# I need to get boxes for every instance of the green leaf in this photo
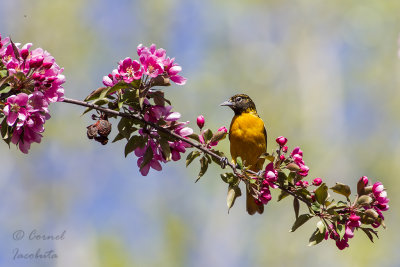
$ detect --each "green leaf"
[10,39,21,59]
[112,133,125,143]
[277,171,287,187]
[117,117,134,139]
[277,190,289,201]
[196,156,209,182]
[236,157,243,170]
[159,138,172,161]
[1,118,9,139]
[290,214,312,232]
[316,220,325,234]
[0,85,12,94]
[315,183,328,205]
[330,183,351,200]
[308,228,325,246]
[203,129,213,143]
[140,145,154,170]
[85,87,108,101]
[187,133,200,142]
[220,173,239,185]
[287,172,296,184]
[293,198,300,219]
[152,90,166,106]
[336,223,345,240]
[259,152,275,162]
[186,151,201,167]
[124,136,145,157]
[0,69,7,78]
[360,227,378,243]
[93,98,109,106]
[311,202,321,213]
[227,185,242,213]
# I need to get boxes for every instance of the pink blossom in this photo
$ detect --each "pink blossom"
[372,182,384,195]
[276,136,288,146]
[282,146,288,153]
[163,57,187,85]
[118,57,143,83]
[264,162,278,186]
[140,55,163,78]
[347,214,361,228]
[3,93,29,126]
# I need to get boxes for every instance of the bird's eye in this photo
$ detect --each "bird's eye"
[236,97,242,102]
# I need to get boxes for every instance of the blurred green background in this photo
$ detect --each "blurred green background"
[1,0,399,266]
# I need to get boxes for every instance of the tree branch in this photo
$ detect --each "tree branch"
[62,97,312,207]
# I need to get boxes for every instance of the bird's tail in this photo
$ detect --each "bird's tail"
[246,185,264,215]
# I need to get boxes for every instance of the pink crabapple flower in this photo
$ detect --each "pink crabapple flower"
[117,57,143,83]
[282,145,288,153]
[3,93,29,127]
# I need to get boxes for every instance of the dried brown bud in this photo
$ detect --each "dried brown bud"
[97,119,112,137]
[87,124,98,139]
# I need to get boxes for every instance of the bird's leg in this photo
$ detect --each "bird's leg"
[256,170,264,178]
[219,157,228,169]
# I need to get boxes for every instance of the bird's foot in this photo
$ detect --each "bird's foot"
[256,170,264,178]
[220,157,228,169]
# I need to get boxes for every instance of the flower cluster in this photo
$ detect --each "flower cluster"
[323,177,389,250]
[95,44,190,176]
[0,34,65,153]
[256,162,278,205]
[134,101,193,176]
[103,44,186,87]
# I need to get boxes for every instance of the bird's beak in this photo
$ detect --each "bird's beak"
[220,100,233,107]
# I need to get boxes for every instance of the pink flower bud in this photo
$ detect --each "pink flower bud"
[32,72,41,80]
[293,154,303,163]
[42,61,53,69]
[276,136,288,146]
[359,176,368,186]
[312,177,322,186]
[196,115,205,129]
[279,154,285,161]
[218,126,228,133]
[20,48,29,59]
[29,56,44,68]
[282,146,288,153]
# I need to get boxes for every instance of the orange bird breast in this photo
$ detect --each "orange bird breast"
[229,112,267,171]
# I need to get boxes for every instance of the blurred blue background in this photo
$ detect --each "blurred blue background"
[0,0,399,266]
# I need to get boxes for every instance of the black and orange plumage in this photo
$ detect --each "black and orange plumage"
[221,94,267,215]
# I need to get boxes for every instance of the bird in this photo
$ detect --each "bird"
[221,94,267,215]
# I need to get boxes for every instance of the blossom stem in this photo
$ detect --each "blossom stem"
[62,97,312,207]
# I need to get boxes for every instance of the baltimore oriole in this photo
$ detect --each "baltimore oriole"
[221,94,267,215]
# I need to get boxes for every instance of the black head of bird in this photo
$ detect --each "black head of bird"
[220,94,257,115]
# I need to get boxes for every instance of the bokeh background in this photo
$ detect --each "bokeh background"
[0,0,399,266]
